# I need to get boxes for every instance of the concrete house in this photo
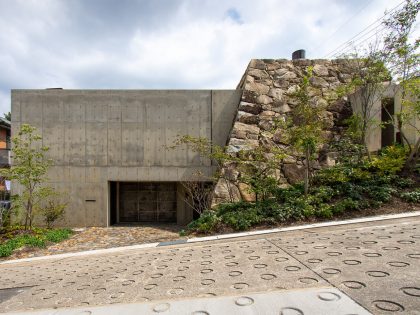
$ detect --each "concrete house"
[11,56,419,227]
[11,90,241,226]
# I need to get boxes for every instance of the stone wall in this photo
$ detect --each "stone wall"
[213,58,355,204]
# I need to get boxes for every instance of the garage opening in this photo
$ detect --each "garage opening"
[110,182,177,224]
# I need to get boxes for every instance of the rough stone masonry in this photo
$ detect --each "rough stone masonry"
[213,58,356,204]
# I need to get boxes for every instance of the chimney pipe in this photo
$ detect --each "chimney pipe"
[292,49,306,60]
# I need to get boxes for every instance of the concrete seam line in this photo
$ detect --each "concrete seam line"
[186,211,420,243]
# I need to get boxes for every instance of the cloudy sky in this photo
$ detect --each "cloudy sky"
[0,0,405,115]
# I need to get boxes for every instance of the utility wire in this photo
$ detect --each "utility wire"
[313,0,373,55]
[332,24,388,57]
[323,0,405,58]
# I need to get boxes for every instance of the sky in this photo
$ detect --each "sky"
[0,0,407,115]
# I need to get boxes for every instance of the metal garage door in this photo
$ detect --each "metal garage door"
[119,182,177,223]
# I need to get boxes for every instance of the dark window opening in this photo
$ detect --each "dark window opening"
[110,181,177,224]
[381,98,395,148]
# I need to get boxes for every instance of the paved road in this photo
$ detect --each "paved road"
[0,215,419,314]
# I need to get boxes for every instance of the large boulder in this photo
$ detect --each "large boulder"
[282,164,305,184]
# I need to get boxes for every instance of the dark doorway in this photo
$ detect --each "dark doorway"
[381,98,395,148]
[113,182,177,223]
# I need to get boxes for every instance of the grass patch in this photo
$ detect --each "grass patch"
[0,227,73,257]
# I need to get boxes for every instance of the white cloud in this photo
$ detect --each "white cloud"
[0,0,408,115]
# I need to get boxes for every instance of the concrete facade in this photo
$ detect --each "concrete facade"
[349,83,420,152]
[11,90,242,226]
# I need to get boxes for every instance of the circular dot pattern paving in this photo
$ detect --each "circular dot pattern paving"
[0,216,419,314]
[268,218,420,314]
[0,238,325,312]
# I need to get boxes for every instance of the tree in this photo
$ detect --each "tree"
[3,112,11,121]
[338,50,390,161]
[0,124,52,229]
[381,0,419,170]
[282,67,327,195]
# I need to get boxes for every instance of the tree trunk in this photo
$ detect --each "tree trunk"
[404,137,420,172]
[304,147,310,196]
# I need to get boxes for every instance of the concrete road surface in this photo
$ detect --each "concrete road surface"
[0,214,419,314]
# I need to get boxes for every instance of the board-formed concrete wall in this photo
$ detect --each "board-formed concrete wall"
[11,90,242,226]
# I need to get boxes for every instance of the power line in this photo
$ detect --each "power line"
[332,24,388,57]
[313,0,373,55]
[323,0,406,58]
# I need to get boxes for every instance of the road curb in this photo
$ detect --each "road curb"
[1,210,419,265]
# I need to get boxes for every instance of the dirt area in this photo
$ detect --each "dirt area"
[2,199,419,261]
[2,224,185,261]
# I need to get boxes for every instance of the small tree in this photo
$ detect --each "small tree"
[338,51,391,160]
[170,135,239,202]
[283,67,327,195]
[381,0,419,170]
[0,124,51,229]
[180,173,214,217]
[38,199,67,229]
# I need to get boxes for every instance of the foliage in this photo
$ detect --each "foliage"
[185,161,418,234]
[237,147,285,201]
[0,124,52,229]
[186,210,220,233]
[381,0,420,169]
[38,199,67,229]
[0,227,73,257]
[369,145,408,175]
[400,189,420,203]
[281,66,327,194]
[3,112,10,121]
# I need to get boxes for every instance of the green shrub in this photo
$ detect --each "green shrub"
[0,228,73,257]
[221,207,261,231]
[187,210,219,233]
[365,186,395,203]
[400,189,420,203]
[39,200,67,229]
[44,228,72,243]
[370,145,408,175]
[314,166,350,185]
[283,197,313,219]
[332,198,360,214]
[316,204,333,219]
[392,176,415,188]
[273,185,304,203]
[0,243,14,257]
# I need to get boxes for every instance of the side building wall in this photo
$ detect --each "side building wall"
[11,90,242,227]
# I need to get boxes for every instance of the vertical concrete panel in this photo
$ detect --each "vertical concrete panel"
[20,93,43,123]
[84,183,107,226]
[43,94,65,123]
[211,90,242,147]
[63,94,86,122]
[176,183,193,225]
[85,167,105,183]
[122,96,140,122]
[121,123,140,166]
[107,122,121,166]
[43,122,65,164]
[64,122,86,165]
[86,122,107,166]
[85,94,108,122]
[108,101,121,122]
[11,91,21,122]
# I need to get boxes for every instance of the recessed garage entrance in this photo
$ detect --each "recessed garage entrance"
[110,182,177,224]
